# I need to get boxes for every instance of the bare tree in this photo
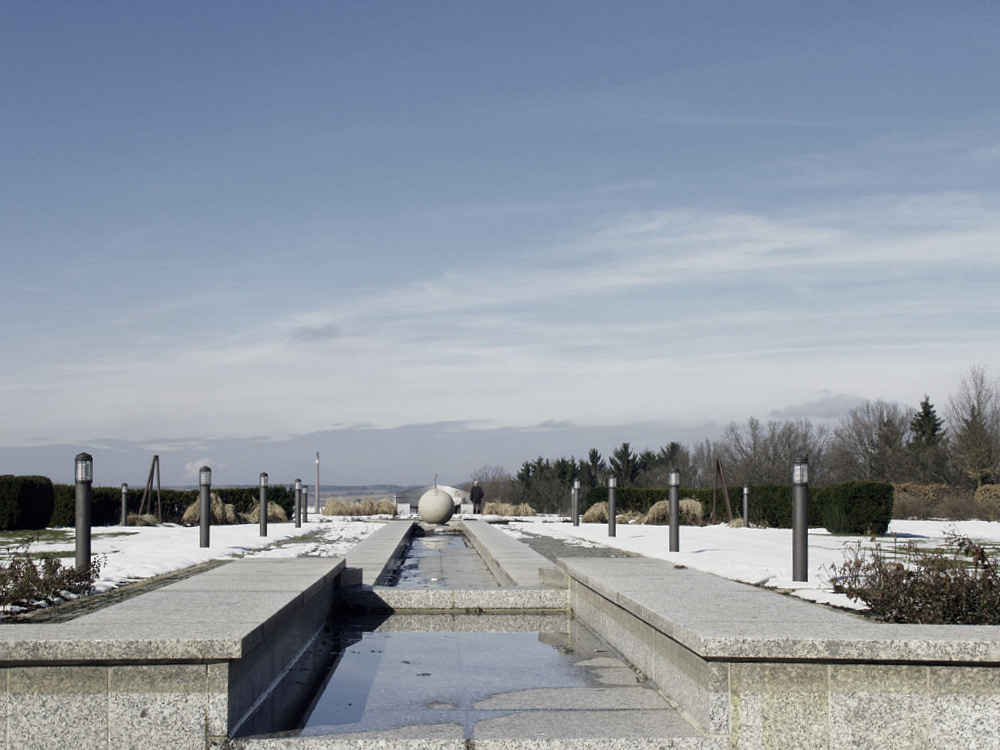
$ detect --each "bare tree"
[717,417,830,485]
[469,464,515,504]
[827,400,912,482]
[947,366,1000,487]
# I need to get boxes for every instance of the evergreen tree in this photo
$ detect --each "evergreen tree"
[908,396,949,483]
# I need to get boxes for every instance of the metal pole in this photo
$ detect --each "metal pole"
[75,453,93,571]
[668,469,680,553]
[792,457,809,582]
[199,466,212,548]
[302,485,308,523]
[294,478,302,528]
[608,476,617,537]
[315,452,320,515]
[120,482,128,526]
[259,472,268,537]
[743,485,749,528]
[571,478,580,527]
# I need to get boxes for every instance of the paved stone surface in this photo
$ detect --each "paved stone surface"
[495,526,642,563]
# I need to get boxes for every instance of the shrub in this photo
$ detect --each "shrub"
[829,534,1000,624]
[973,485,1000,522]
[822,482,894,535]
[0,540,102,610]
[893,483,977,520]
[0,476,56,531]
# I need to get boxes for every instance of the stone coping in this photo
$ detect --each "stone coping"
[343,519,416,586]
[559,557,1000,664]
[0,556,345,664]
[460,518,564,588]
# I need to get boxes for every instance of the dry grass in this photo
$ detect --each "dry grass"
[181,495,238,526]
[581,502,607,523]
[126,513,160,527]
[642,498,705,526]
[974,485,1000,522]
[482,502,536,517]
[893,483,977,520]
[323,498,397,517]
[243,503,289,523]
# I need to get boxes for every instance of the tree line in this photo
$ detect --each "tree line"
[470,365,1000,514]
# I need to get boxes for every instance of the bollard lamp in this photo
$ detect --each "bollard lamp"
[200,466,212,487]
[260,472,268,488]
[75,453,93,484]
[793,456,809,485]
[668,469,680,488]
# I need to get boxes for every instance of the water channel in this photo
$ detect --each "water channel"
[240,527,682,742]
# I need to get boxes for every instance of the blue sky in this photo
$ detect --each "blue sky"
[2,2,998,487]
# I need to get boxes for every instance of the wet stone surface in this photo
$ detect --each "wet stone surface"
[498,525,643,563]
[294,613,700,741]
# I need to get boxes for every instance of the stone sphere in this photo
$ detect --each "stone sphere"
[418,488,455,525]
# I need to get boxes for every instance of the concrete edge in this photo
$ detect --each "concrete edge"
[558,556,1000,665]
[344,519,417,586]
[460,518,566,588]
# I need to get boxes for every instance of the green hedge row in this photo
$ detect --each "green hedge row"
[50,484,298,527]
[0,475,56,531]
[583,482,894,535]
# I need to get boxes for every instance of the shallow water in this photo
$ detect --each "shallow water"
[298,612,661,739]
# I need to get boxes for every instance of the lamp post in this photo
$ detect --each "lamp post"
[75,453,93,571]
[259,472,268,537]
[315,452,320,515]
[294,478,302,528]
[571,478,580,527]
[792,456,809,582]
[608,476,617,538]
[668,468,680,552]
[302,485,308,523]
[120,482,128,527]
[743,485,750,528]
[199,466,212,548]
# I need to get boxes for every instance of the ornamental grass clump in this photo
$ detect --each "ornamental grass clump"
[828,533,1000,624]
[642,498,705,526]
[323,498,397,516]
[481,502,536,517]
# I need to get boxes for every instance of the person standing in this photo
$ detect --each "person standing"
[470,480,484,514]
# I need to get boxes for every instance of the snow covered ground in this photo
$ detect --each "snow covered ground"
[13,514,1000,614]
[24,518,387,594]
[500,517,1000,610]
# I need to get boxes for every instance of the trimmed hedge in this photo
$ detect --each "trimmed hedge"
[583,481,894,533]
[0,475,56,530]
[50,484,297,527]
[822,482,894,535]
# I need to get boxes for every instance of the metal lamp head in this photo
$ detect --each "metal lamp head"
[668,469,680,487]
[260,472,268,488]
[608,476,617,488]
[294,478,302,492]
[573,478,580,490]
[121,482,128,493]
[199,466,212,487]
[75,453,93,484]
[793,456,809,485]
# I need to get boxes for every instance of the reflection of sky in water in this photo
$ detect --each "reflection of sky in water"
[302,624,617,737]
